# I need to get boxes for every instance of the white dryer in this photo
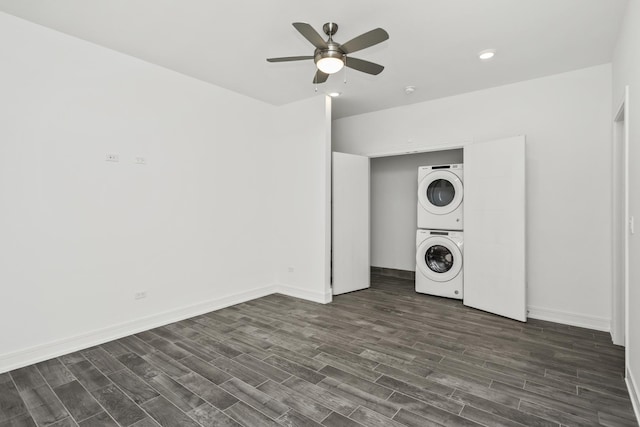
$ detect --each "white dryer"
[415,229,463,299]
[417,164,463,230]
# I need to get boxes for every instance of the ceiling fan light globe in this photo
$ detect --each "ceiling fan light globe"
[317,57,344,74]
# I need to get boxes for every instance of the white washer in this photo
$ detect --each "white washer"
[415,229,463,299]
[417,164,463,230]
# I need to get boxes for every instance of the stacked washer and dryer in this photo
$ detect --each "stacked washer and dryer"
[416,164,464,299]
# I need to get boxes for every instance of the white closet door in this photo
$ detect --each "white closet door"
[464,136,526,321]
[332,152,370,295]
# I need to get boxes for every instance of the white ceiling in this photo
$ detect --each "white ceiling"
[0,0,629,119]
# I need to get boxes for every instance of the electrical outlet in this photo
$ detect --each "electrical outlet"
[134,291,147,300]
[135,157,146,165]
[106,154,119,162]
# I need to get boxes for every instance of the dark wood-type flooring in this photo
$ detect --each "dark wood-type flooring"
[1,274,637,427]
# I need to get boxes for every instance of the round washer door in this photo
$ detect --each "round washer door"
[416,236,462,282]
[418,170,463,215]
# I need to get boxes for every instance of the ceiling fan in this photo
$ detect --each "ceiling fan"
[267,22,389,84]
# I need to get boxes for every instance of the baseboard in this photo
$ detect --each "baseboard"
[371,266,415,281]
[527,305,610,332]
[277,285,332,304]
[627,367,640,424]
[0,284,278,374]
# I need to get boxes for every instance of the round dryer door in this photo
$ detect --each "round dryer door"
[416,236,462,282]
[418,170,463,215]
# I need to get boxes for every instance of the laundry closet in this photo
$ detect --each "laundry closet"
[332,137,526,321]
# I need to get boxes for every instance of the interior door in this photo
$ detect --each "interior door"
[464,136,526,321]
[332,152,370,295]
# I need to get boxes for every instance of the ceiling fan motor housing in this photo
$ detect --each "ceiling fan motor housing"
[314,44,345,66]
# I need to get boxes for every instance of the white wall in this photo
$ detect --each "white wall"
[0,12,329,372]
[272,96,332,303]
[370,150,463,271]
[612,0,640,418]
[334,64,613,331]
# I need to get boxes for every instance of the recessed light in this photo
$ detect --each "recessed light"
[328,92,341,97]
[478,49,496,61]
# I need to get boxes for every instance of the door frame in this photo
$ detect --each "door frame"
[611,86,630,348]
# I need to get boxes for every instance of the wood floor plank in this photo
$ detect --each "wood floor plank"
[209,357,267,387]
[491,380,598,421]
[598,411,640,427]
[35,359,76,388]
[0,380,28,422]
[81,348,126,375]
[77,411,118,427]
[219,378,288,419]
[177,373,238,410]
[52,381,102,423]
[179,356,232,385]
[390,395,482,427]
[281,377,358,417]
[187,403,241,427]
[266,346,326,371]
[147,373,204,412]
[149,326,184,343]
[91,384,147,426]
[10,367,45,393]
[48,417,78,427]
[278,409,324,427]
[257,380,332,422]
[316,377,400,418]
[460,405,529,427]
[118,337,156,356]
[376,375,459,413]
[517,399,598,426]
[232,354,291,383]
[0,413,37,427]
[360,349,432,377]
[101,341,130,358]
[19,384,69,425]
[191,336,242,360]
[374,364,456,396]
[349,406,405,427]
[116,353,163,381]
[450,390,558,427]
[141,396,200,427]
[174,340,221,362]
[313,353,381,383]
[319,365,391,400]
[130,417,160,427]
[143,337,192,360]
[107,370,159,405]
[66,361,111,392]
[220,337,271,361]
[142,351,191,379]
[224,401,281,427]
[320,412,365,427]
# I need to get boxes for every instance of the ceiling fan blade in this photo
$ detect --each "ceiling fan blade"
[345,57,385,75]
[341,28,389,54]
[267,56,314,62]
[293,22,328,49]
[313,70,329,84]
